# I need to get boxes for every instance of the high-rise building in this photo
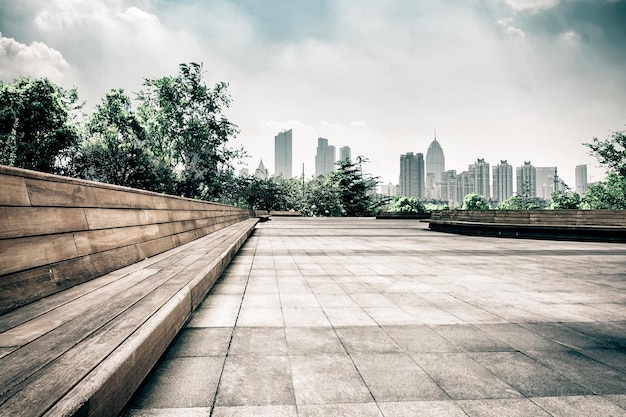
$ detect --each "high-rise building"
[274,129,292,178]
[516,161,537,198]
[339,146,351,161]
[535,167,557,200]
[468,158,490,199]
[575,164,588,195]
[239,167,249,177]
[254,159,269,180]
[399,152,424,199]
[315,138,336,177]
[492,160,513,203]
[426,137,445,184]
[441,169,458,205]
[380,183,397,197]
[456,171,472,203]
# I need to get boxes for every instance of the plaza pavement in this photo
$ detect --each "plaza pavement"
[123,217,626,417]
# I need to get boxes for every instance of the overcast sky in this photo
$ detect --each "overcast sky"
[1,0,625,188]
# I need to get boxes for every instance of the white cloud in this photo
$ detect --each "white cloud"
[350,121,370,129]
[500,0,561,12]
[497,18,526,37]
[0,33,70,81]
[559,30,582,42]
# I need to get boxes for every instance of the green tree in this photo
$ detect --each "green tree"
[302,176,343,217]
[242,176,302,211]
[137,62,240,199]
[584,130,626,177]
[496,195,525,210]
[0,77,81,174]
[462,193,490,210]
[387,196,429,214]
[581,173,626,209]
[330,157,379,217]
[74,89,173,191]
[550,191,581,209]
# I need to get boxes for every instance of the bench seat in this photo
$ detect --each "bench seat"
[0,218,257,417]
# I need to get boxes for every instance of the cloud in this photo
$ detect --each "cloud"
[497,17,526,37]
[350,121,370,129]
[500,0,561,12]
[0,32,70,81]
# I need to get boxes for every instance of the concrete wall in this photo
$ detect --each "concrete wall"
[0,165,252,313]
[430,210,626,226]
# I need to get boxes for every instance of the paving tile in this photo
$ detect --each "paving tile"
[363,307,420,325]
[604,394,626,409]
[457,398,553,417]
[290,354,373,405]
[187,307,239,328]
[402,306,466,325]
[166,328,233,357]
[282,307,331,327]
[323,307,378,326]
[476,323,567,352]
[215,356,295,406]
[578,348,626,374]
[130,357,223,408]
[383,325,460,353]
[413,353,521,400]
[378,400,468,417]
[241,294,282,309]
[531,395,626,417]
[198,294,243,310]
[236,307,284,327]
[229,327,288,356]
[297,402,383,417]
[211,405,297,417]
[520,322,617,350]
[351,353,448,401]
[124,408,212,417]
[285,327,346,355]
[279,294,320,308]
[469,352,590,397]
[431,324,515,352]
[335,326,402,354]
[560,321,626,349]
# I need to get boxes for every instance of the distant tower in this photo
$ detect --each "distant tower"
[456,171,472,202]
[535,166,556,199]
[441,169,458,205]
[274,129,292,178]
[399,152,424,199]
[315,138,336,177]
[516,161,537,198]
[493,160,513,203]
[575,164,588,195]
[339,146,351,161]
[468,158,490,199]
[254,159,269,180]
[426,132,445,183]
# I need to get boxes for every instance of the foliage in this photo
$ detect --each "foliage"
[242,176,302,211]
[137,62,240,198]
[387,196,429,214]
[302,176,343,217]
[584,130,626,177]
[0,77,81,174]
[73,89,173,191]
[462,193,490,210]
[550,191,581,209]
[496,196,524,210]
[330,158,379,217]
[581,172,626,209]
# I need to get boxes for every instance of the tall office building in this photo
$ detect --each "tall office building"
[315,138,336,177]
[339,146,351,161]
[441,170,458,205]
[274,129,292,178]
[516,161,537,198]
[575,164,588,195]
[468,158,490,199]
[492,160,513,203]
[535,166,557,199]
[399,152,424,199]
[426,137,445,184]
[456,171,472,203]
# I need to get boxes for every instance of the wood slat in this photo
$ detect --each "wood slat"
[0,207,88,239]
[0,234,79,276]
[0,175,31,206]
[84,208,150,230]
[73,224,161,256]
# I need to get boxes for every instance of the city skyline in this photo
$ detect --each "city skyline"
[1,1,624,187]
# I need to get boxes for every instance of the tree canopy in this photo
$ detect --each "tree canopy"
[462,193,490,210]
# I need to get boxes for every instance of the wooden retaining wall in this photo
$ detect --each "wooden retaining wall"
[430,210,626,226]
[0,165,252,314]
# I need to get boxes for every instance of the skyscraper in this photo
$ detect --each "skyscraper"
[255,159,269,180]
[274,129,292,178]
[535,167,557,199]
[315,138,336,177]
[426,137,445,183]
[399,152,424,199]
[456,171,472,203]
[441,169,458,205]
[493,160,513,203]
[517,161,537,198]
[575,164,588,195]
[339,146,351,161]
[468,158,490,199]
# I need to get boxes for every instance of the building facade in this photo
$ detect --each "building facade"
[254,159,269,180]
[441,169,458,206]
[339,146,351,161]
[492,160,513,203]
[399,152,424,199]
[274,129,292,178]
[575,164,588,195]
[315,138,336,177]
[516,161,537,198]
[426,138,445,184]
[468,158,490,199]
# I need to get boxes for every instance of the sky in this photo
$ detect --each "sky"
[1,0,625,189]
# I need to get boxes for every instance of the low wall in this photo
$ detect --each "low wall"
[0,165,252,313]
[430,210,626,226]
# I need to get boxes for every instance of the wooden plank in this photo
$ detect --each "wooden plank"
[73,224,161,256]
[0,207,88,239]
[0,175,31,206]
[0,234,78,276]
[84,208,150,230]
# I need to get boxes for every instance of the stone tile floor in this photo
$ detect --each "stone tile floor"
[123,218,626,416]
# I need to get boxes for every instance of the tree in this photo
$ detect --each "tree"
[387,196,429,214]
[550,191,581,209]
[581,173,626,209]
[330,157,379,216]
[462,193,490,210]
[0,77,81,174]
[137,62,240,199]
[496,195,525,210]
[302,176,343,217]
[584,130,626,177]
[242,176,302,212]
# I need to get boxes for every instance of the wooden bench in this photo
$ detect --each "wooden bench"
[429,210,626,242]
[0,166,258,416]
